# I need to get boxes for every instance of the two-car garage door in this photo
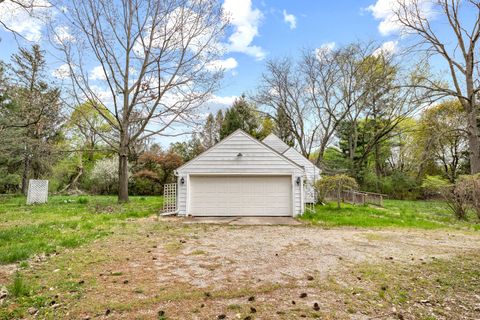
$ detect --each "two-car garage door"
[189,175,292,216]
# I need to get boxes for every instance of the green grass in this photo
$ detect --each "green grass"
[0,195,162,264]
[9,272,31,298]
[300,199,480,230]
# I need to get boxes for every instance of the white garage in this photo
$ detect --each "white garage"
[190,175,292,216]
[175,129,311,217]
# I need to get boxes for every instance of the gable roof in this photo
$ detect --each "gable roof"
[262,133,291,154]
[283,147,321,172]
[263,133,320,171]
[175,129,304,172]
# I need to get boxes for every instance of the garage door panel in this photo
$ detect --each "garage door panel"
[190,175,292,216]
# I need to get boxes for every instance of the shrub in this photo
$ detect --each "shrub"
[362,171,419,200]
[88,157,130,194]
[77,197,89,204]
[315,174,358,208]
[456,174,480,220]
[0,172,21,194]
[421,175,451,197]
[422,175,469,220]
[129,176,161,196]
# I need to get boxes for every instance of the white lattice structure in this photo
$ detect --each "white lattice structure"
[305,188,317,213]
[161,183,177,215]
[26,179,49,204]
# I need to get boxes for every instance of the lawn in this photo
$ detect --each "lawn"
[1,196,478,267]
[0,195,162,264]
[0,196,479,319]
[300,199,480,230]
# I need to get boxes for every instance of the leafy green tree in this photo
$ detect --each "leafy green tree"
[68,101,113,161]
[220,96,259,139]
[258,116,275,140]
[2,45,63,194]
[169,134,205,162]
[315,174,358,208]
[417,100,468,182]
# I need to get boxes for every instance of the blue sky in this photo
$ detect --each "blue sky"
[212,0,398,103]
[0,0,400,100]
[0,0,435,145]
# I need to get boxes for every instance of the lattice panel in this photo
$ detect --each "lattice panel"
[27,179,49,205]
[305,185,317,204]
[162,183,177,214]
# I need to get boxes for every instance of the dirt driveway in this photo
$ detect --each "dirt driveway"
[155,225,479,290]
[7,219,480,319]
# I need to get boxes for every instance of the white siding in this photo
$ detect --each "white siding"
[262,134,290,154]
[283,148,321,203]
[283,148,320,182]
[176,130,304,216]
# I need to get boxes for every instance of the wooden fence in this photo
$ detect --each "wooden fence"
[326,190,385,207]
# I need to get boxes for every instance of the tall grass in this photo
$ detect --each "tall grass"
[9,272,30,298]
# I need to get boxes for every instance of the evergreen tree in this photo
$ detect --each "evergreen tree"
[214,109,224,140]
[274,106,294,146]
[6,45,64,194]
[220,95,259,139]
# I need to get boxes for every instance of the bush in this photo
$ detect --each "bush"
[129,176,161,196]
[422,175,470,220]
[421,175,451,198]
[88,157,129,194]
[456,174,480,220]
[362,171,419,200]
[0,172,21,194]
[77,197,89,204]
[315,174,358,208]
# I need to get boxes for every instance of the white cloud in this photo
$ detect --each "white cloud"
[201,95,237,113]
[205,57,238,71]
[282,9,297,29]
[367,0,434,36]
[315,42,336,58]
[90,66,107,81]
[90,85,113,106]
[0,0,52,41]
[53,25,74,44]
[222,0,266,60]
[373,40,398,56]
[52,63,70,79]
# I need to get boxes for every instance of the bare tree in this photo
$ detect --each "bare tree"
[256,43,404,166]
[256,58,319,158]
[302,43,386,165]
[393,0,480,173]
[53,0,227,202]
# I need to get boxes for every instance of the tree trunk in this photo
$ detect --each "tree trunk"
[372,99,382,183]
[374,140,382,195]
[118,141,129,202]
[59,164,84,193]
[467,108,480,174]
[21,153,30,195]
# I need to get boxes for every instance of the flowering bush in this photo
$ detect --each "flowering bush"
[89,157,130,194]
